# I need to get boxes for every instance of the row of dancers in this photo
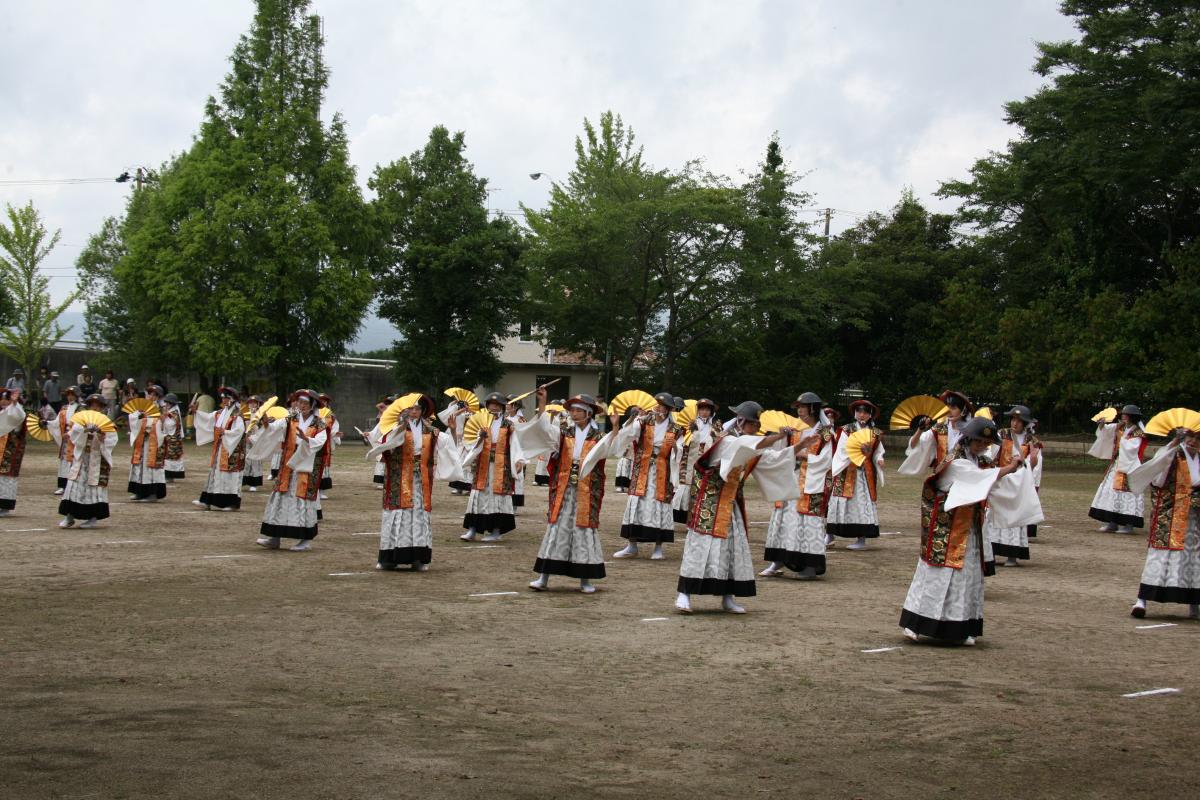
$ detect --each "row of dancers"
[3,384,1196,641]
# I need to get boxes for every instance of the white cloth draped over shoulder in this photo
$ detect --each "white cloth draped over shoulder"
[247,416,326,473]
[942,458,1043,529]
[364,421,464,483]
[126,411,166,449]
[194,407,246,453]
[0,402,24,437]
[716,434,803,504]
[1088,422,1144,473]
[511,411,620,480]
[457,414,527,477]
[898,428,935,475]
[67,424,118,486]
[1127,439,1183,494]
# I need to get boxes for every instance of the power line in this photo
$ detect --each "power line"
[0,177,119,186]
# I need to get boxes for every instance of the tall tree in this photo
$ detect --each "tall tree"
[0,201,78,397]
[369,126,526,393]
[938,0,1200,417]
[77,0,373,393]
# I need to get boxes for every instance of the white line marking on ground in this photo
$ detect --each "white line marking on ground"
[329,572,369,576]
[641,617,670,622]
[2,528,49,532]
[1135,623,1178,630]
[176,511,204,514]
[1039,524,1054,528]
[464,544,504,549]
[202,554,252,559]
[104,540,146,544]
[469,591,519,597]
[1122,688,1180,698]
[880,531,902,536]
[861,646,902,653]
[350,532,377,536]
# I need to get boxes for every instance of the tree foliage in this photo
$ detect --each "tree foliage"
[369,126,526,393]
[0,201,78,392]
[77,0,373,393]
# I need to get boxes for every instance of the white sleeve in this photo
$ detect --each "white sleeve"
[1088,422,1118,460]
[246,418,287,461]
[0,403,24,436]
[434,431,465,483]
[513,413,558,463]
[898,429,935,475]
[830,432,851,478]
[943,460,1001,511]
[749,447,802,503]
[803,437,834,495]
[579,431,617,480]
[873,439,887,489]
[1117,434,1145,473]
[1128,441,1179,494]
[101,431,119,465]
[220,415,246,454]
[286,428,327,472]
[193,410,216,446]
[126,412,144,447]
[986,467,1045,528]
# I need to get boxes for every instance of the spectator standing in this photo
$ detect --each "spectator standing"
[42,371,62,412]
[98,370,119,418]
[76,364,93,388]
[121,379,140,405]
[78,368,97,399]
[5,369,25,395]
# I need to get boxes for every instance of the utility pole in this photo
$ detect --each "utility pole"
[135,167,144,191]
[823,208,832,238]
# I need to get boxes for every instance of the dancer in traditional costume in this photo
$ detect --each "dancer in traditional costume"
[1088,405,1147,533]
[676,402,814,614]
[672,399,718,525]
[161,394,186,482]
[441,398,473,495]
[517,391,615,593]
[58,394,118,529]
[532,398,565,488]
[1127,428,1200,619]
[900,390,973,475]
[899,417,1040,645]
[760,392,835,579]
[985,405,1043,566]
[250,389,328,551]
[191,387,246,511]
[367,394,462,571]
[613,392,686,561]
[826,399,886,550]
[49,385,80,494]
[506,395,527,512]
[368,396,390,489]
[240,395,267,492]
[460,392,523,542]
[613,406,634,494]
[0,390,28,516]
[316,393,341,499]
[126,384,167,502]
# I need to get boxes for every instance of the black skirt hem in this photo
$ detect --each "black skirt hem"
[58,499,110,520]
[242,475,264,487]
[373,474,385,485]
[533,557,606,579]
[614,476,631,489]
[0,498,14,511]
[992,543,1030,560]
[1027,524,1038,539]
[763,547,826,574]
[673,508,689,524]
[462,512,516,534]
[513,494,525,508]
[620,523,675,543]
[1088,508,1143,527]
[199,491,241,510]
[1138,583,1200,604]
[533,475,550,486]
[164,470,185,480]
[260,522,318,541]
[57,477,67,489]
[827,523,879,539]
[319,476,332,490]
[127,482,167,500]
[378,546,432,566]
[676,576,756,598]
[899,609,982,640]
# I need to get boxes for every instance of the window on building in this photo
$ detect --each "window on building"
[518,319,534,342]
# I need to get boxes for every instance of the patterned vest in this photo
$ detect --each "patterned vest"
[1148,451,1199,551]
[0,420,28,478]
[382,423,438,512]
[687,434,759,539]
[919,444,992,570]
[473,418,517,496]
[630,419,684,502]
[547,424,607,529]
[830,423,879,502]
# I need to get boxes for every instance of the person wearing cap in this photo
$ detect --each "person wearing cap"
[985,406,1044,566]
[42,371,62,413]
[672,399,719,525]
[98,370,119,418]
[58,394,119,529]
[365,394,462,571]
[1087,404,1147,534]
[460,392,524,542]
[506,395,528,512]
[126,384,168,502]
[612,391,687,561]
[520,389,614,593]
[48,386,82,494]
[759,392,836,579]
[439,396,475,496]
[246,389,329,550]
[898,390,973,476]
[676,401,818,614]
[5,369,25,395]
[1125,427,1200,620]
[160,394,186,481]
[826,399,887,551]
[189,387,247,511]
[239,395,268,492]
[0,388,29,516]
[900,417,1039,645]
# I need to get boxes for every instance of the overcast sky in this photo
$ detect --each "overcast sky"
[1,0,1078,348]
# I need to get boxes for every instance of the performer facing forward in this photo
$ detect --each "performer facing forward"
[58,394,118,529]
[460,392,523,543]
[250,389,328,551]
[1088,405,1147,534]
[367,394,462,571]
[985,405,1043,566]
[826,399,885,550]
[191,387,247,511]
[0,389,27,516]
[49,386,80,495]
[672,398,717,525]
[160,393,186,482]
[1127,427,1200,620]
[613,392,685,561]
[126,384,167,503]
[524,390,613,594]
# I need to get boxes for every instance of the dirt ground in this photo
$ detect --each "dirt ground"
[0,442,1196,799]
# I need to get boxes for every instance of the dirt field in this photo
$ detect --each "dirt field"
[1,442,1196,799]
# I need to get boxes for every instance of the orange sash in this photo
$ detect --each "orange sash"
[549,436,600,528]
[473,422,512,495]
[632,422,677,501]
[1111,428,1131,491]
[275,420,320,499]
[398,429,435,511]
[58,408,75,463]
[131,417,160,467]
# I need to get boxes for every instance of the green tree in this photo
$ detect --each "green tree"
[939,0,1200,419]
[0,201,79,399]
[369,126,525,393]
[77,0,373,394]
